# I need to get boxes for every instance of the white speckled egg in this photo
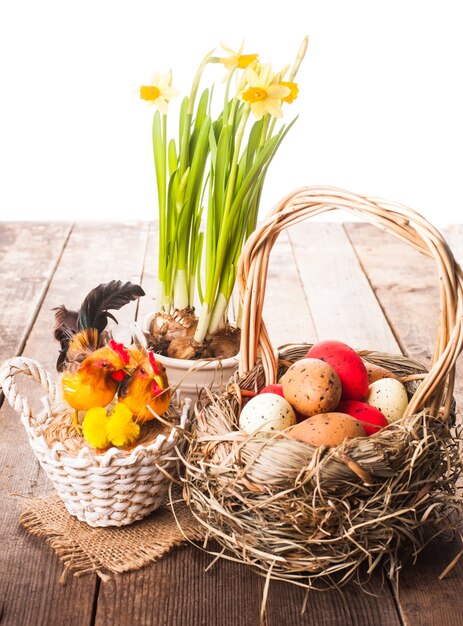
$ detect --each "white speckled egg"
[239,393,297,435]
[366,378,409,423]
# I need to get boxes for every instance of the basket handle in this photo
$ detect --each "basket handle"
[238,186,463,418]
[0,357,58,429]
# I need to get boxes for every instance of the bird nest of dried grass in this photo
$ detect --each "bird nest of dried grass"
[181,187,463,590]
[182,345,462,589]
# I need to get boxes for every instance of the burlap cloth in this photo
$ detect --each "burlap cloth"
[19,487,205,582]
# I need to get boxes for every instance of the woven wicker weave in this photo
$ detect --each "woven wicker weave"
[0,357,189,527]
[183,186,463,588]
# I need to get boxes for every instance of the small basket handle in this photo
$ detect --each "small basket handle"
[0,357,58,428]
[238,186,463,418]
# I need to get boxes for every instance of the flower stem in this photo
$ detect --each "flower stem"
[194,305,211,344]
[173,270,190,311]
[207,292,229,336]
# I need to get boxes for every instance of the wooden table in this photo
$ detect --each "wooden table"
[1,221,462,626]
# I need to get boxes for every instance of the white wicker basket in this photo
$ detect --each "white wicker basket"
[0,357,189,527]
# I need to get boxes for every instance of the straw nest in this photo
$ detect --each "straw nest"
[182,186,463,589]
[43,400,182,457]
[182,346,462,588]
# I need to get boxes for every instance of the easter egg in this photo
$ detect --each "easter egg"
[363,361,399,384]
[281,358,342,418]
[239,393,297,435]
[306,340,369,401]
[337,400,388,435]
[288,412,366,447]
[366,378,409,423]
[259,384,285,398]
[260,383,305,422]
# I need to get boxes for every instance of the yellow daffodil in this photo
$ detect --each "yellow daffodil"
[270,65,299,104]
[241,65,291,120]
[219,42,258,70]
[279,81,299,103]
[140,71,179,114]
[213,42,258,81]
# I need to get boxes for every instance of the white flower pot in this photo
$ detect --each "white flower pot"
[143,313,239,402]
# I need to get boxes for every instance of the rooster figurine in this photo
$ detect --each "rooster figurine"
[119,348,171,422]
[53,280,145,424]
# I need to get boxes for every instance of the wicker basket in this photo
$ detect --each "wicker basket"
[183,186,463,588]
[0,356,189,527]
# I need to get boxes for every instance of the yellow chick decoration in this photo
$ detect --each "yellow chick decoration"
[82,403,140,450]
[82,407,111,449]
[106,403,140,447]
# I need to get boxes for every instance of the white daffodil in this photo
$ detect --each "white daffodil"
[241,64,291,120]
[140,71,179,114]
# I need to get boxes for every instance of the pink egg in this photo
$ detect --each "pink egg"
[306,340,369,401]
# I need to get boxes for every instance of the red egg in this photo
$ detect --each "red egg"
[260,384,306,422]
[337,400,388,435]
[306,340,369,401]
[260,384,285,397]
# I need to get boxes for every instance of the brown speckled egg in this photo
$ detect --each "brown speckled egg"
[281,358,342,417]
[363,361,399,384]
[288,412,366,447]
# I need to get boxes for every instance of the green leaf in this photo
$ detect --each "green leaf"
[178,96,189,150]
[213,125,231,219]
[168,139,178,177]
[184,116,211,208]
[190,88,210,159]
[195,232,205,304]
[246,119,264,172]
[229,134,280,215]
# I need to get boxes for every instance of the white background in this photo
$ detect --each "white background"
[0,0,462,225]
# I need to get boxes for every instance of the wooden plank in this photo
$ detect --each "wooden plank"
[0,222,71,363]
[288,223,401,353]
[95,541,264,626]
[263,230,317,347]
[346,222,463,626]
[344,223,438,365]
[136,223,158,324]
[394,539,463,626]
[266,575,402,626]
[0,222,148,626]
[262,223,402,626]
[345,222,462,409]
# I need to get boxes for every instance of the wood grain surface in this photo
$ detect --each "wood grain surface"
[0,222,147,626]
[0,221,462,626]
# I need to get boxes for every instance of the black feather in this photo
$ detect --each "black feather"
[77,281,145,333]
[53,281,145,371]
[53,305,79,371]
[118,374,131,398]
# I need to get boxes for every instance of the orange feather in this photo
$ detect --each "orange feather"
[119,351,171,422]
